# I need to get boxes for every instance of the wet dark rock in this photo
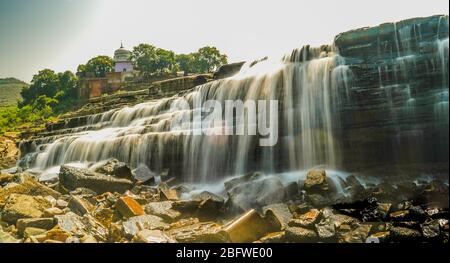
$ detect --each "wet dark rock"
[421,219,441,239]
[333,197,381,222]
[345,175,367,201]
[306,194,332,207]
[93,159,132,180]
[213,61,245,80]
[192,191,224,205]
[390,226,422,242]
[223,172,265,192]
[284,182,299,200]
[131,164,156,184]
[393,221,421,230]
[339,224,372,243]
[370,182,397,202]
[59,165,133,194]
[226,175,285,212]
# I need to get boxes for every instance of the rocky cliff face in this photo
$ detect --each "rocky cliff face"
[334,15,448,174]
[16,15,449,182]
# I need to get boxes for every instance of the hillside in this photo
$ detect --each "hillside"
[0,77,27,106]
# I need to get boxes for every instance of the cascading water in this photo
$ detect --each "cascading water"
[23,46,352,183]
[19,15,449,184]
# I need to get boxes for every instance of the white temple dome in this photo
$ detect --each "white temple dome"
[114,43,132,62]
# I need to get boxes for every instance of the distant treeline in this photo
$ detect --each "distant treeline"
[0,45,228,134]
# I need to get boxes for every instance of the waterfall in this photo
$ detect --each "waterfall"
[25,46,352,182]
[19,15,449,182]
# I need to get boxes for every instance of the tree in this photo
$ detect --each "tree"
[77,56,114,78]
[132,44,177,76]
[192,46,228,73]
[55,71,78,112]
[131,44,158,76]
[176,53,195,75]
[20,69,59,107]
[154,48,177,75]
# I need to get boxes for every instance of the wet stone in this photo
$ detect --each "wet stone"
[59,165,133,194]
[390,227,422,242]
[339,224,372,243]
[421,219,441,239]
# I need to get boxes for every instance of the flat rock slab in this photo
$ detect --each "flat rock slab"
[17,218,55,235]
[145,201,181,221]
[59,165,133,194]
[2,194,52,223]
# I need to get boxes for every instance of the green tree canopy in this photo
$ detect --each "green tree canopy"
[131,44,177,76]
[77,56,114,78]
[192,46,228,73]
[20,69,59,107]
[175,46,228,74]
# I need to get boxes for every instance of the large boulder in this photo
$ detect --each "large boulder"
[225,173,286,212]
[303,169,329,193]
[92,159,132,180]
[59,165,133,194]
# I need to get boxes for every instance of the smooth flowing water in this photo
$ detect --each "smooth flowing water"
[20,17,449,183]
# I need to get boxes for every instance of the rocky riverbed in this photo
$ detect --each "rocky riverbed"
[0,159,448,243]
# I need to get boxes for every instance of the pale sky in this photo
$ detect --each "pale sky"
[0,0,448,82]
